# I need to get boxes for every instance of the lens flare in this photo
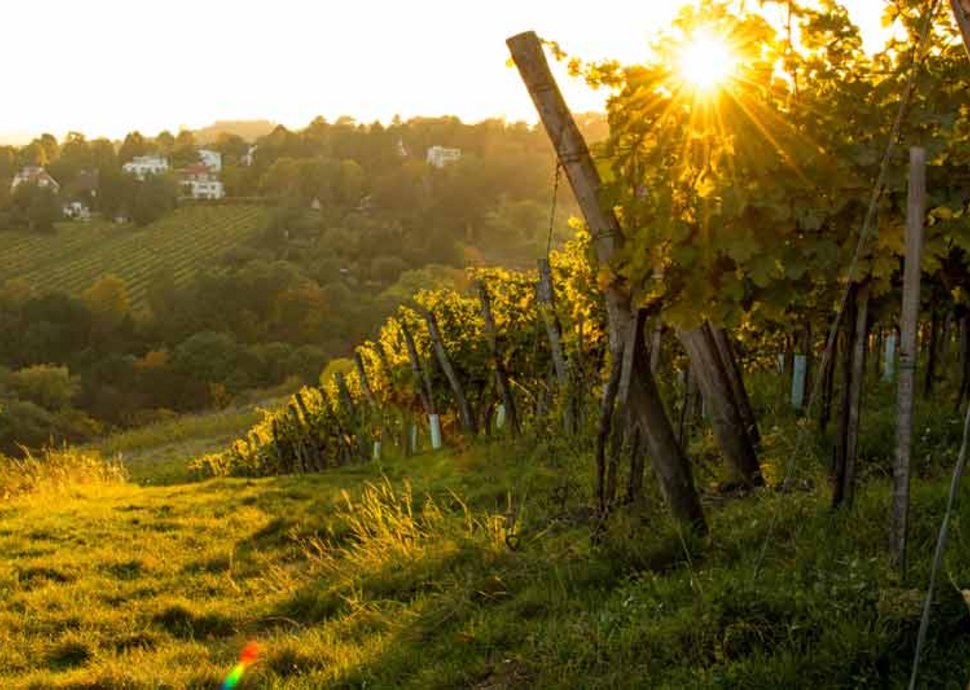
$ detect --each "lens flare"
[678,30,736,92]
[222,641,259,689]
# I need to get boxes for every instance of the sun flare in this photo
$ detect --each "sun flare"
[677,30,736,93]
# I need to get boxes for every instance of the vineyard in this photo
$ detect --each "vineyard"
[181,6,970,684]
[7,0,970,686]
[0,205,269,310]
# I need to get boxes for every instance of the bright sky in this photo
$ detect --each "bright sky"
[1,0,885,143]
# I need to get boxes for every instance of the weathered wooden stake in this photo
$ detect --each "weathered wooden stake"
[951,0,970,59]
[400,319,435,416]
[710,325,761,447]
[678,324,763,486]
[891,147,925,575]
[509,31,705,531]
[478,281,520,435]
[843,281,870,508]
[425,309,477,434]
[536,258,575,433]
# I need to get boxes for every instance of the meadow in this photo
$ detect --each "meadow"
[1,373,969,688]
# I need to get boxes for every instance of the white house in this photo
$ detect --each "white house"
[426,146,462,169]
[198,149,222,172]
[11,166,60,192]
[242,145,257,167]
[123,155,169,179]
[179,162,225,200]
[62,201,91,221]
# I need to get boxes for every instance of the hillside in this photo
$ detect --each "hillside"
[0,206,269,310]
[0,430,970,690]
[1,378,969,688]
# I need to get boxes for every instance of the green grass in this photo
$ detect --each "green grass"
[3,372,970,687]
[0,206,269,310]
[1,438,969,686]
[93,400,284,485]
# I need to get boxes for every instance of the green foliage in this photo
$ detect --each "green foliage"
[130,174,178,226]
[5,364,79,410]
[205,232,602,478]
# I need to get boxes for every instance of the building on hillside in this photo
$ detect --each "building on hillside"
[123,155,169,179]
[198,149,222,172]
[62,201,91,221]
[426,145,462,169]
[178,162,225,199]
[242,145,257,167]
[395,138,408,158]
[11,166,60,192]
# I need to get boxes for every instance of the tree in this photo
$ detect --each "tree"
[155,130,175,154]
[119,131,149,163]
[82,275,130,329]
[10,183,61,233]
[7,364,79,410]
[172,130,198,168]
[131,175,177,226]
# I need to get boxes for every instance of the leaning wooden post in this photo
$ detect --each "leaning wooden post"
[842,280,871,509]
[951,0,970,59]
[710,325,761,447]
[478,281,520,435]
[891,146,926,575]
[400,317,441,448]
[400,319,434,417]
[678,324,763,486]
[536,257,574,433]
[354,350,377,408]
[354,349,382,459]
[508,30,705,531]
[425,308,477,434]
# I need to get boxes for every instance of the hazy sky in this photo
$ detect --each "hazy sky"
[2,0,886,143]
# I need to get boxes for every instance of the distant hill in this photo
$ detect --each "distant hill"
[0,205,269,310]
[193,120,278,144]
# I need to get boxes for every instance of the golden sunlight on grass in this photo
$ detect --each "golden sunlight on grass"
[677,29,736,93]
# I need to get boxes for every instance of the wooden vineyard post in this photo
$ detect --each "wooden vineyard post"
[710,325,761,447]
[478,281,520,435]
[401,318,440,449]
[958,315,970,410]
[536,257,574,433]
[951,0,970,59]
[354,350,377,408]
[650,321,663,374]
[400,319,434,417]
[425,309,477,435]
[335,371,367,462]
[833,280,870,509]
[678,324,763,486]
[819,332,837,432]
[354,349,381,460]
[891,146,926,575]
[509,30,705,532]
[294,391,323,471]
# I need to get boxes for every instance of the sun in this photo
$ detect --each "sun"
[677,30,737,93]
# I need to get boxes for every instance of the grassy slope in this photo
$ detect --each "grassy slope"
[92,401,283,486]
[2,380,970,688]
[0,206,269,310]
